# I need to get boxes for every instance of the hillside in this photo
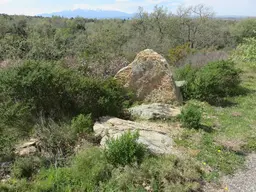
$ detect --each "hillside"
[0,4,256,191]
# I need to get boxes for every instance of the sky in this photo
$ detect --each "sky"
[0,0,255,16]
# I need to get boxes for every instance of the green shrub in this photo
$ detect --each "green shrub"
[35,120,76,166]
[176,60,241,102]
[0,60,74,119]
[102,155,202,192]
[0,60,132,120]
[0,179,32,192]
[180,104,202,129]
[33,167,75,192]
[175,64,198,99]
[72,148,112,191]
[0,126,18,162]
[71,114,93,134]
[0,100,32,130]
[194,60,241,101]
[0,101,33,162]
[34,147,112,192]
[104,131,146,167]
[12,156,43,179]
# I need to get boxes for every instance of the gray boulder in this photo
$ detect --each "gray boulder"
[129,103,181,120]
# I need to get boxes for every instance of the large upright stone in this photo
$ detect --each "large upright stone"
[115,49,182,104]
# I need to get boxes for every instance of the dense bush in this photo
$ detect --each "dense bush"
[104,131,146,167]
[176,60,241,102]
[0,60,132,120]
[11,156,43,179]
[233,37,256,64]
[33,148,112,192]
[15,148,202,192]
[0,126,20,162]
[35,121,77,166]
[0,101,33,132]
[71,114,93,135]
[175,64,198,99]
[72,148,112,191]
[193,60,241,101]
[102,155,202,192]
[180,104,202,129]
[0,179,31,192]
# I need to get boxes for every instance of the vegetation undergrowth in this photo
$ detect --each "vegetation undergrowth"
[1,138,204,192]
[175,60,256,182]
[175,60,242,104]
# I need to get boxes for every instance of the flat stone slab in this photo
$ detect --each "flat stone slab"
[94,117,173,154]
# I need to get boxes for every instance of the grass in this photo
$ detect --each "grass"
[174,62,256,181]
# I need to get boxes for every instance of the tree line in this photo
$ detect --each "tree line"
[0,5,255,65]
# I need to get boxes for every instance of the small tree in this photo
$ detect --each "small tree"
[180,104,202,129]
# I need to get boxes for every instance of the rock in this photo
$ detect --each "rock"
[0,162,11,182]
[17,146,37,156]
[232,112,242,117]
[94,117,173,154]
[15,138,39,156]
[129,103,181,120]
[1,175,11,183]
[115,49,182,104]
[175,80,187,88]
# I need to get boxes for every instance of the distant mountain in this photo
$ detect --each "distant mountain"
[216,15,255,20]
[38,9,254,20]
[39,9,134,19]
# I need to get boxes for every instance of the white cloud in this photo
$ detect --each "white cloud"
[0,0,11,5]
[182,0,255,15]
[73,1,145,13]
[115,0,129,2]
[1,0,254,16]
[73,0,180,13]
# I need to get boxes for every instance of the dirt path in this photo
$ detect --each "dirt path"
[203,153,256,192]
[223,153,256,192]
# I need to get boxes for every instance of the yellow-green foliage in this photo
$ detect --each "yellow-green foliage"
[169,43,193,66]
[232,37,256,65]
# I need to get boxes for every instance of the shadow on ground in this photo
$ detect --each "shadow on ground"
[207,86,255,108]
